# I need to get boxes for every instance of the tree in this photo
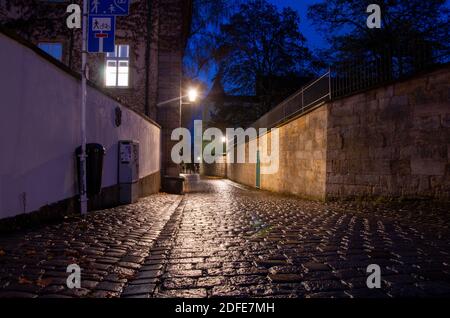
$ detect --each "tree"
[206,72,262,129]
[0,0,152,70]
[1,0,70,40]
[216,0,311,114]
[183,0,243,80]
[308,0,449,66]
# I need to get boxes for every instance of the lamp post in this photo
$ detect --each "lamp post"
[156,87,199,168]
[79,0,88,215]
[156,87,199,107]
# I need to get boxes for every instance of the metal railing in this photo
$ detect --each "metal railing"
[331,42,449,99]
[251,71,331,130]
[251,42,449,130]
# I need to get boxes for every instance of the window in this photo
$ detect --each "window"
[105,45,129,87]
[38,42,63,61]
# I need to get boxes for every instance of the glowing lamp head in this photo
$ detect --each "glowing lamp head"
[188,88,198,102]
[221,136,227,143]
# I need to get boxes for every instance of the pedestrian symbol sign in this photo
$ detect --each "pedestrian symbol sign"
[88,15,116,53]
[92,17,112,31]
[86,0,130,53]
[89,0,130,16]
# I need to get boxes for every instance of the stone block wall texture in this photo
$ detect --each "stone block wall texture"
[226,105,328,200]
[212,66,450,201]
[260,106,327,200]
[326,66,450,199]
[226,159,256,189]
[201,155,227,177]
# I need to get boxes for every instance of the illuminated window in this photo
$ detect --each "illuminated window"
[105,45,129,87]
[38,42,63,61]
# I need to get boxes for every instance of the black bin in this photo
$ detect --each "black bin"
[76,143,106,198]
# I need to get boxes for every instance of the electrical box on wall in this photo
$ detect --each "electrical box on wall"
[118,140,139,204]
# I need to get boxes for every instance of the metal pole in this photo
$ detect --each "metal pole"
[80,0,88,215]
[179,75,182,175]
[328,67,332,100]
[156,95,187,107]
[301,88,304,112]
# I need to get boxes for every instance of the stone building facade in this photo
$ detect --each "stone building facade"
[201,78,261,129]
[0,0,192,177]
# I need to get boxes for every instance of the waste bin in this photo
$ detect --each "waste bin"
[162,175,185,194]
[76,143,106,198]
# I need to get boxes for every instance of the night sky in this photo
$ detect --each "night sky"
[197,0,326,91]
[267,0,327,50]
[189,0,326,128]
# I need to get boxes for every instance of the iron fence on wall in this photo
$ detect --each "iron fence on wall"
[251,43,449,130]
[331,42,449,99]
[251,71,331,130]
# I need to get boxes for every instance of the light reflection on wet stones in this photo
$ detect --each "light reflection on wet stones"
[1,175,450,298]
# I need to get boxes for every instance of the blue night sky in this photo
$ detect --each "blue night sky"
[267,0,327,50]
[191,0,326,129]
[197,0,326,90]
[195,0,450,89]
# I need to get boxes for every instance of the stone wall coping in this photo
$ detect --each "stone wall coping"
[330,63,450,103]
[250,63,450,135]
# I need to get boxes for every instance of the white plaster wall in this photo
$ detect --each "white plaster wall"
[0,33,161,219]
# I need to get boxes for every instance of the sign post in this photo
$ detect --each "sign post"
[80,0,88,215]
[79,0,130,215]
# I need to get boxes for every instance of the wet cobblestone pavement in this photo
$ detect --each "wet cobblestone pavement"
[1,175,450,298]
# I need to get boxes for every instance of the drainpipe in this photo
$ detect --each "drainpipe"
[68,0,75,69]
[144,0,152,117]
[68,28,74,69]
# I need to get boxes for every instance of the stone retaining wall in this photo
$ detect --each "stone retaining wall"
[200,155,227,177]
[326,66,450,199]
[226,105,328,200]
[207,66,450,201]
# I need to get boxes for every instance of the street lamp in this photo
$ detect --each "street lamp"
[155,87,200,180]
[156,87,199,106]
[188,88,198,103]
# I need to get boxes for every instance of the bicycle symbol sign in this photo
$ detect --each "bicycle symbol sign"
[88,15,115,53]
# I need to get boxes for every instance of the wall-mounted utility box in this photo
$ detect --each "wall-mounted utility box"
[118,140,139,204]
